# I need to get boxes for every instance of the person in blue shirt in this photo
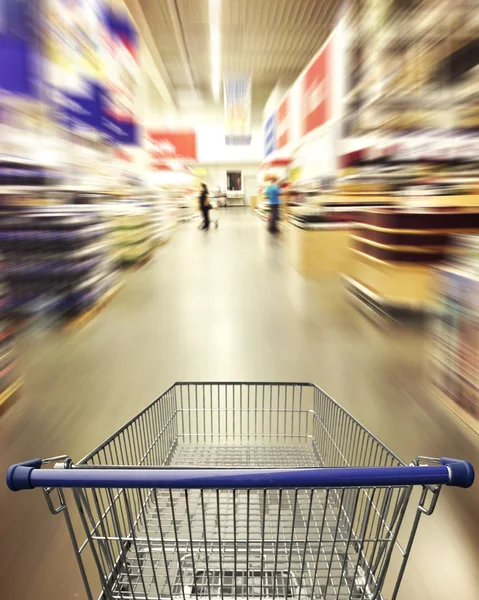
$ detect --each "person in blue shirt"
[265,176,281,233]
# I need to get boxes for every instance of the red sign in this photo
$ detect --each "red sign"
[276,96,290,149]
[303,42,332,135]
[151,160,190,172]
[115,149,134,163]
[146,130,197,161]
[262,157,293,167]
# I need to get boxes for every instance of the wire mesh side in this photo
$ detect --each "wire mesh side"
[71,482,412,600]
[77,383,405,470]
[66,385,179,599]
[58,383,417,600]
[81,385,179,468]
[310,386,404,470]
[68,442,413,600]
[175,383,316,447]
[309,386,414,599]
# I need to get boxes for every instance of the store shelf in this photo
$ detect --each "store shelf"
[429,245,479,430]
[343,273,433,313]
[347,246,436,309]
[284,219,352,280]
[0,210,119,321]
[347,207,479,312]
[62,281,123,332]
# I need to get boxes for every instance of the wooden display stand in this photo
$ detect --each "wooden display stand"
[325,194,398,206]
[285,221,352,279]
[346,205,479,311]
[405,195,479,208]
[345,250,434,309]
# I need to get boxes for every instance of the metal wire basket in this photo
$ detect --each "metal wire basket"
[7,382,474,600]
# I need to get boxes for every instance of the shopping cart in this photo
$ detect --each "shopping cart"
[197,202,219,230]
[7,382,474,600]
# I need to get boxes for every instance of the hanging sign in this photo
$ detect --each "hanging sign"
[0,0,42,99]
[106,7,140,145]
[303,41,332,135]
[44,0,104,135]
[224,75,252,144]
[264,113,277,158]
[277,96,291,149]
[146,131,197,162]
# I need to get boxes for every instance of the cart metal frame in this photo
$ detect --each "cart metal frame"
[7,382,474,600]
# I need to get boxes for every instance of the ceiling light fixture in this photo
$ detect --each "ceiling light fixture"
[209,0,221,101]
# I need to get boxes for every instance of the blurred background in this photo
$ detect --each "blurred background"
[1,0,479,599]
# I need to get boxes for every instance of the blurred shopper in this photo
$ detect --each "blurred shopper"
[265,176,281,233]
[199,183,210,230]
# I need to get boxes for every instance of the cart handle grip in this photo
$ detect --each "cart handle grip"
[6,457,474,491]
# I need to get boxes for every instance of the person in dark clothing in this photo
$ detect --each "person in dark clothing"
[199,183,210,230]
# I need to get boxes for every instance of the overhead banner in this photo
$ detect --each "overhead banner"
[44,0,104,135]
[0,0,42,99]
[276,96,290,149]
[264,113,276,158]
[303,40,332,135]
[224,75,252,145]
[105,7,140,145]
[42,1,139,144]
[261,17,346,168]
[290,77,304,143]
[146,131,197,162]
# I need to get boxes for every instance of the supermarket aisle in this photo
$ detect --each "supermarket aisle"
[1,209,479,599]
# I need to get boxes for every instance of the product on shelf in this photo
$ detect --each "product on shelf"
[0,210,118,319]
[157,187,197,223]
[0,258,21,407]
[112,206,154,265]
[0,157,60,189]
[138,189,175,245]
[430,235,479,423]
[345,207,479,311]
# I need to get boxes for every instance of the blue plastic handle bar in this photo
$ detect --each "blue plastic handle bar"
[6,457,474,491]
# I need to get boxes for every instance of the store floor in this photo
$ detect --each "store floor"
[1,209,478,599]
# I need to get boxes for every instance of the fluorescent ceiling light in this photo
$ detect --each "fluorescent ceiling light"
[209,0,221,100]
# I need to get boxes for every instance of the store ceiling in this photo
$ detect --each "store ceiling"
[126,0,339,117]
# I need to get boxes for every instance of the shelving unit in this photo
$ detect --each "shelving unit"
[343,0,479,137]
[148,190,175,245]
[0,210,118,320]
[333,143,479,314]
[0,260,21,408]
[162,189,196,223]
[346,207,479,312]
[284,217,352,280]
[430,236,479,432]
[283,164,396,280]
[0,170,179,328]
[113,207,154,266]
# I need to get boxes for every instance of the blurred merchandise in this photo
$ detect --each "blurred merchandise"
[0,258,22,408]
[141,189,175,247]
[343,1,479,136]
[176,191,197,222]
[430,235,479,427]
[112,206,154,266]
[345,208,479,313]
[0,210,117,320]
